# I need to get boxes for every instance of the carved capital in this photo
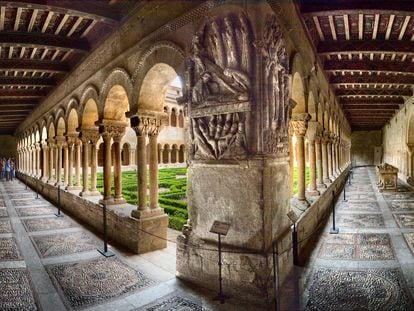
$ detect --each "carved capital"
[407,143,414,153]
[80,128,100,144]
[291,114,310,137]
[130,112,166,138]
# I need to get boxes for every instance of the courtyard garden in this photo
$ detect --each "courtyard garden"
[96,168,188,231]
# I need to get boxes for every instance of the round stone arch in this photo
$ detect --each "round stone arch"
[308,90,317,121]
[54,108,67,136]
[290,53,308,114]
[46,115,56,139]
[79,85,100,126]
[317,100,324,126]
[39,119,48,142]
[131,41,185,114]
[99,68,132,123]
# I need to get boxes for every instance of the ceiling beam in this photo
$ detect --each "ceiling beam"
[318,40,414,56]
[344,106,400,110]
[0,89,48,98]
[330,75,414,85]
[0,77,56,87]
[0,59,68,73]
[324,60,414,74]
[0,32,89,53]
[336,89,412,96]
[0,1,119,25]
[301,1,414,17]
[340,98,404,105]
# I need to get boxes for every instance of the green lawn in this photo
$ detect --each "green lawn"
[96,168,188,231]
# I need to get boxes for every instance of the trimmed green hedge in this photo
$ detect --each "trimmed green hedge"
[96,168,188,231]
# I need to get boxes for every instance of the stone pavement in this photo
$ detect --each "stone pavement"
[0,179,267,311]
[299,167,414,310]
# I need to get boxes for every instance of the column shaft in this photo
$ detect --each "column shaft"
[149,134,159,209]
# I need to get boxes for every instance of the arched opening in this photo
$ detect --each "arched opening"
[406,111,414,182]
[98,143,104,167]
[171,144,178,163]
[178,110,184,128]
[179,145,185,163]
[171,108,177,127]
[163,144,170,163]
[122,143,130,165]
[104,85,130,122]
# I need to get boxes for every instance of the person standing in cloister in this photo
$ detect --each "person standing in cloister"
[4,158,10,181]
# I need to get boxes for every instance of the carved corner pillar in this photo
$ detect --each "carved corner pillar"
[177,11,294,303]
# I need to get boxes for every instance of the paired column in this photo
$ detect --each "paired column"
[66,135,77,189]
[47,139,55,183]
[321,131,331,184]
[63,142,69,185]
[315,135,326,189]
[131,114,165,218]
[35,143,41,177]
[90,134,100,195]
[41,142,48,181]
[80,134,90,196]
[290,113,310,210]
[327,133,334,181]
[98,120,127,205]
[74,139,82,189]
[306,121,319,196]
[55,136,65,186]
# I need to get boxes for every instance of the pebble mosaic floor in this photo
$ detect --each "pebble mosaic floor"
[0,179,238,311]
[302,167,414,310]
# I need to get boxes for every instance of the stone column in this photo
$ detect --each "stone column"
[335,137,341,174]
[407,144,414,183]
[133,122,148,216]
[167,148,172,163]
[306,122,320,196]
[80,135,90,196]
[315,135,326,189]
[148,122,163,214]
[29,145,33,175]
[291,113,310,211]
[158,145,162,164]
[47,140,55,183]
[100,131,112,202]
[112,129,126,204]
[63,143,69,186]
[55,136,65,186]
[74,139,82,189]
[35,143,41,177]
[66,135,76,189]
[331,135,337,177]
[322,132,331,183]
[89,133,101,196]
[54,141,60,185]
[327,134,334,181]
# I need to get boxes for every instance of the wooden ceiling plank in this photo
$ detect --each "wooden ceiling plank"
[328,15,337,40]
[30,47,37,59]
[313,16,325,41]
[27,8,38,32]
[51,49,60,61]
[399,15,411,40]
[67,16,83,37]
[0,59,68,73]
[40,48,48,60]
[81,19,97,38]
[358,13,364,40]
[373,14,380,39]
[19,46,25,58]
[0,32,89,53]
[41,11,54,33]
[344,14,350,40]
[0,1,119,26]
[385,14,395,40]
[8,46,13,59]
[325,59,414,74]
[0,6,5,31]
[54,14,69,35]
[14,7,22,31]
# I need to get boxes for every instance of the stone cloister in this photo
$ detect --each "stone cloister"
[1,1,414,310]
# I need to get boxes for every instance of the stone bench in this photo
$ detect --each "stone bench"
[376,163,398,191]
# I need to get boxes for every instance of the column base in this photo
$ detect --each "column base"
[55,182,66,187]
[89,190,101,196]
[306,189,320,197]
[66,185,82,191]
[79,191,91,197]
[324,177,332,183]
[131,207,166,219]
[41,177,48,183]
[47,180,56,185]
[131,213,168,253]
[100,197,126,205]
[290,197,310,214]
[317,182,327,189]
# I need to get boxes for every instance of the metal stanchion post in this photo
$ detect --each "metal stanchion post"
[343,182,347,202]
[292,221,299,265]
[98,202,115,257]
[36,179,39,199]
[272,241,280,311]
[330,191,339,234]
[55,185,63,217]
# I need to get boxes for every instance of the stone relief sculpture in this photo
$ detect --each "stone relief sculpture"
[261,14,290,156]
[188,13,253,160]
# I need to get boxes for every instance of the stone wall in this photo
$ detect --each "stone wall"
[0,135,16,158]
[351,131,382,166]
[18,173,168,254]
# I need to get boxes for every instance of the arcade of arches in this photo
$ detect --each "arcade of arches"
[1,1,414,310]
